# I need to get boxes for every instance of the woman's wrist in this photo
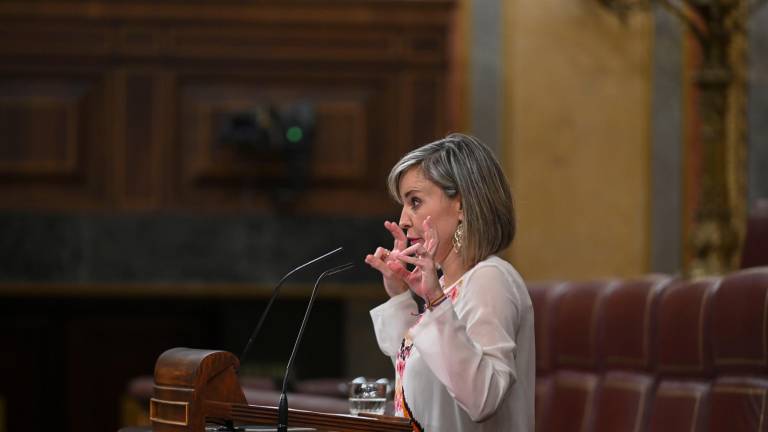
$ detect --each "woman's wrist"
[384,277,408,298]
[425,290,448,311]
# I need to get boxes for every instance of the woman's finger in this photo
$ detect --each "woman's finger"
[366,250,399,276]
[401,241,435,260]
[373,247,391,261]
[426,238,437,256]
[387,260,411,279]
[396,253,420,265]
[423,217,440,255]
[395,251,434,268]
[400,243,424,257]
[365,254,390,274]
[423,216,436,241]
[385,221,408,251]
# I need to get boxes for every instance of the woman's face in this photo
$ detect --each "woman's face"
[397,166,462,265]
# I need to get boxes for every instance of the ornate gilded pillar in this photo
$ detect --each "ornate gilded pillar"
[686,1,739,277]
[599,0,763,276]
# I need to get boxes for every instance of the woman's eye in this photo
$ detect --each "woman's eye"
[410,197,421,208]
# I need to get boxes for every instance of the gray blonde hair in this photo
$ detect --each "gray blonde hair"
[387,133,515,268]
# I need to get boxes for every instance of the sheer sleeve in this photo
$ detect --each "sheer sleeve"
[408,263,522,422]
[370,291,420,358]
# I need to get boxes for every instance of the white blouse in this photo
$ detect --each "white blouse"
[370,255,535,432]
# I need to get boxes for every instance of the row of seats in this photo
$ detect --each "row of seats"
[529,267,768,432]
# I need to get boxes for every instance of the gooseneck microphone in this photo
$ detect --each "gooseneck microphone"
[277,262,355,432]
[239,246,344,368]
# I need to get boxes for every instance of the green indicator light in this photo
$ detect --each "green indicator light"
[286,126,303,143]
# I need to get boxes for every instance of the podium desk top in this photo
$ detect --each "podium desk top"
[119,427,317,432]
[117,425,317,432]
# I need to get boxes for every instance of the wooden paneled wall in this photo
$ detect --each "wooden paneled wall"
[0,1,458,215]
[0,3,458,432]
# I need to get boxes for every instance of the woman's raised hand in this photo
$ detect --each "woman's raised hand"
[390,216,443,303]
[364,220,410,297]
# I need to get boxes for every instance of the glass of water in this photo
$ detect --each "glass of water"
[348,377,388,416]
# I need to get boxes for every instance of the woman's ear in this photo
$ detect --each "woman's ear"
[453,195,463,219]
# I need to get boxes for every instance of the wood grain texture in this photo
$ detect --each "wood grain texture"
[0,0,458,214]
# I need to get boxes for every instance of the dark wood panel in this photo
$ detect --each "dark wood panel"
[0,72,111,209]
[313,99,368,179]
[0,22,447,64]
[114,69,165,209]
[0,2,455,30]
[0,79,83,176]
[0,3,453,64]
[170,26,402,62]
[0,22,113,57]
[178,77,377,182]
[168,67,411,214]
[0,0,458,214]
[409,72,447,146]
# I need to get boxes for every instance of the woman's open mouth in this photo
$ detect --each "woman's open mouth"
[408,237,424,247]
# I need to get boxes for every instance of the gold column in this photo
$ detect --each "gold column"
[683,0,750,277]
[600,0,759,276]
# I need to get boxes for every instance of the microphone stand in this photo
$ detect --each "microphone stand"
[277,262,354,432]
[239,246,344,368]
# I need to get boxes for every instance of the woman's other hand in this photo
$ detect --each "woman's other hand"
[365,220,410,297]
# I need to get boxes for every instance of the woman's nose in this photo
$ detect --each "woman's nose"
[398,207,411,230]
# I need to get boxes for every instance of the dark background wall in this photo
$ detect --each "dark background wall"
[0,2,459,431]
[0,213,391,283]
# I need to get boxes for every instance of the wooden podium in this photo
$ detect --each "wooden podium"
[149,348,412,432]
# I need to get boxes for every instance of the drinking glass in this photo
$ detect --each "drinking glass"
[348,377,388,415]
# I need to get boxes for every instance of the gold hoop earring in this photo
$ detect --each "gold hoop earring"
[452,222,464,253]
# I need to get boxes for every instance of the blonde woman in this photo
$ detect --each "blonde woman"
[365,133,534,431]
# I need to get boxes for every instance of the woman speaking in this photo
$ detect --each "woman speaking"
[365,133,534,431]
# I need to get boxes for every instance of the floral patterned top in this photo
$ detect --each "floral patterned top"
[393,278,463,430]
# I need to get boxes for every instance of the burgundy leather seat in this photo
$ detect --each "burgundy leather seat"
[741,199,768,268]
[707,268,768,432]
[647,277,720,432]
[539,280,618,432]
[592,276,673,432]
[527,281,568,431]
